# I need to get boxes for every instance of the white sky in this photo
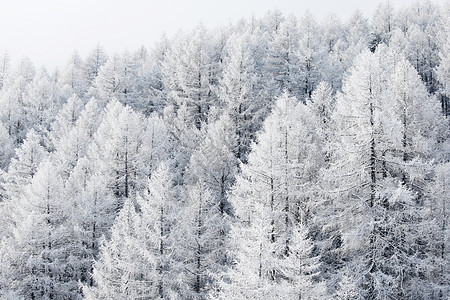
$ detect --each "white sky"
[0,0,446,71]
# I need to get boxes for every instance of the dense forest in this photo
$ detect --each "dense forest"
[0,1,449,299]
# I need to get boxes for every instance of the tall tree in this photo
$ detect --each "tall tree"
[135,162,179,298]
[218,93,326,298]
[173,182,226,299]
[265,15,301,98]
[436,1,450,115]
[0,130,47,240]
[84,44,108,87]
[219,30,267,162]
[0,51,10,91]
[329,47,444,298]
[0,159,82,299]
[88,99,148,204]
[83,198,155,299]
[60,51,87,98]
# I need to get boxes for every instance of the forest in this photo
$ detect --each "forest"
[0,1,449,299]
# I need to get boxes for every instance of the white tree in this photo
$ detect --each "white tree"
[436,1,450,115]
[49,93,84,149]
[83,198,156,299]
[60,51,87,98]
[88,99,148,203]
[0,122,14,171]
[135,162,179,298]
[84,44,108,86]
[173,182,226,299]
[0,159,81,299]
[329,47,444,298]
[0,51,11,91]
[219,29,268,162]
[265,15,301,98]
[186,113,237,216]
[0,130,47,240]
[218,92,326,298]
[0,57,35,144]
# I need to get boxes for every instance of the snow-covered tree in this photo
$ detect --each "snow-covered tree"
[1,130,46,191]
[329,47,444,298]
[135,162,179,298]
[84,44,108,86]
[83,198,155,299]
[265,15,301,98]
[49,94,84,149]
[186,113,237,216]
[173,182,226,299]
[219,92,326,298]
[0,51,11,91]
[370,1,395,51]
[88,99,148,203]
[219,29,268,162]
[60,51,87,98]
[436,1,450,115]
[0,160,81,299]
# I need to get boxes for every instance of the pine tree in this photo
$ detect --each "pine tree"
[219,92,326,298]
[0,159,81,299]
[219,29,267,162]
[329,47,444,298]
[0,51,11,91]
[83,198,156,299]
[88,99,148,203]
[84,44,108,87]
[173,182,226,299]
[0,130,47,239]
[60,51,87,98]
[136,162,179,298]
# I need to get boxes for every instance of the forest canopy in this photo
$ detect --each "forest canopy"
[0,1,449,299]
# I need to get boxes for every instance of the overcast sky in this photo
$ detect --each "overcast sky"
[0,0,447,71]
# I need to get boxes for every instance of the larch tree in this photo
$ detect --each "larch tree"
[88,99,148,206]
[0,122,14,172]
[436,1,450,115]
[65,157,116,287]
[297,11,325,99]
[424,162,450,299]
[49,93,84,150]
[172,181,226,299]
[370,1,395,51]
[0,159,81,299]
[265,14,301,98]
[84,44,108,87]
[0,51,10,91]
[218,92,326,298]
[0,57,35,145]
[219,29,267,162]
[0,129,47,240]
[135,162,179,298]
[60,51,87,98]
[83,198,156,300]
[328,47,444,299]
[23,68,59,138]
[164,25,219,130]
